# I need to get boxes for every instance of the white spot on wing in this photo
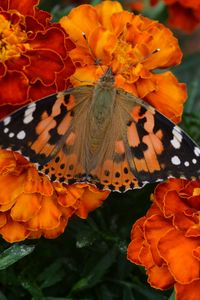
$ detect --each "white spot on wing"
[17,130,26,140]
[9,132,14,138]
[4,116,11,126]
[170,126,183,149]
[23,102,36,124]
[171,155,181,165]
[184,161,189,167]
[192,158,197,164]
[4,128,9,133]
[194,147,200,157]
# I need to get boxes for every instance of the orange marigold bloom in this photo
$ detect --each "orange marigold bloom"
[0,150,109,243]
[151,0,200,32]
[60,0,187,123]
[127,178,200,300]
[0,0,75,117]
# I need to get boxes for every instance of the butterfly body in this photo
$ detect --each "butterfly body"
[0,69,200,192]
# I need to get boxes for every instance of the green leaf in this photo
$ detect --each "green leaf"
[70,247,117,293]
[20,278,44,300]
[0,244,35,270]
[38,259,66,288]
[123,287,136,300]
[0,290,7,300]
[169,291,176,300]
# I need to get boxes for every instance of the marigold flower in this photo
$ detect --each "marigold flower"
[0,0,75,117]
[151,0,200,32]
[127,178,200,300]
[0,150,109,242]
[60,0,187,124]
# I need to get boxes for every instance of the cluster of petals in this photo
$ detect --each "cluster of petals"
[128,178,200,300]
[151,0,200,32]
[0,0,75,118]
[60,0,187,123]
[0,150,109,243]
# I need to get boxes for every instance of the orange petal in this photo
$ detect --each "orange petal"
[158,228,200,284]
[43,217,68,239]
[0,173,26,205]
[144,214,172,266]
[75,184,110,219]
[0,213,7,228]
[10,193,42,222]
[145,72,187,123]
[95,1,123,30]
[147,264,174,290]
[0,219,30,243]
[175,280,200,300]
[60,5,99,47]
[27,196,62,230]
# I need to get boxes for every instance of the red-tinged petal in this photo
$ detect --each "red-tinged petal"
[0,71,29,105]
[27,196,62,231]
[11,193,42,222]
[144,214,172,266]
[158,228,200,284]
[29,81,56,101]
[6,55,30,71]
[95,1,123,30]
[174,212,197,233]
[193,246,200,261]
[34,7,51,27]
[25,50,64,85]
[0,62,6,77]
[25,15,44,37]
[55,56,75,91]
[128,217,146,265]
[175,280,200,300]
[29,27,68,59]
[8,0,39,16]
[145,72,187,123]
[0,219,30,243]
[147,265,174,290]
[163,190,190,218]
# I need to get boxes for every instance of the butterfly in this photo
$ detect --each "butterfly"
[0,68,200,192]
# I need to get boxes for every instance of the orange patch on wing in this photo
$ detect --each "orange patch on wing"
[66,132,76,146]
[131,106,141,122]
[149,133,164,155]
[57,112,73,135]
[144,111,155,132]
[142,135,161,172]
[115,140,125,154]
[134,157,148,172]
[127,122,140,147]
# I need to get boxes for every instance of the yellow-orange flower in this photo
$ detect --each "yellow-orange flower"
[127,179,200,300]
[0,150,109,243]
[0,0,75,118]
[60,0,187,124]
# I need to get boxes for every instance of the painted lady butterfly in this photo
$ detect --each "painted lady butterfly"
[0,68,200,192]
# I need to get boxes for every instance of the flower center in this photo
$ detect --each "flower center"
[0,14,30,63]
[193,188,200,196]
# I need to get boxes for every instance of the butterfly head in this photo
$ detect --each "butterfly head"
[99,67,115,87]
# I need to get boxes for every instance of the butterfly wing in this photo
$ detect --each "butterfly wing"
[117,89,200,185]
[0,87,93,169]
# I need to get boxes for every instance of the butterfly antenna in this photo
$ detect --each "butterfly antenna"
[82,32,105,73]
[120,48,161,74]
